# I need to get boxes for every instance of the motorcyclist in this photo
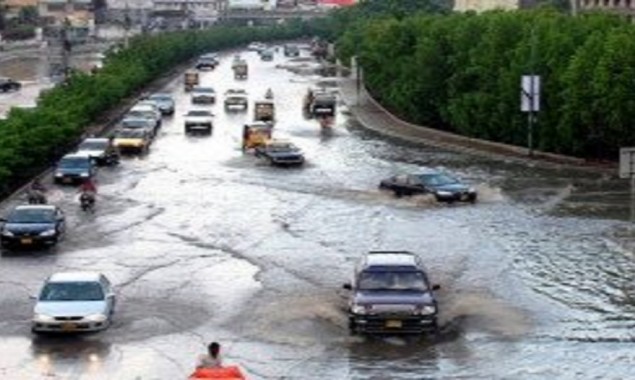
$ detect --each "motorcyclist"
[265,88,273,99]
[27,178,47,204]
[78,178,97,211]
[196,342,222,369]
[105,135,120,164]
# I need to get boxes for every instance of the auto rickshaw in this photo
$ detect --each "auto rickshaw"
[184,70,200,92]
[253,100,275,123]
[242,122,273,151]
[188,366,246,379]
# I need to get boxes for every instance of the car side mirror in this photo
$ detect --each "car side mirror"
[342,283,352,291]
[432,284,441,291]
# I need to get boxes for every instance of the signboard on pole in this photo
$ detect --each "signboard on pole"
[521,75,540,112]
[619,147,635,179]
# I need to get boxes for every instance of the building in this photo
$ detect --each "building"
[3,0,39,19]
[580,0,635,15]
[454,0,520,12]
[153,0,227,26]
[38,0,96,39]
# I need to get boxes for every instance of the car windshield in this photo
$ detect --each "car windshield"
[149,94,172,102]
[122,119,150,128]
[8,208,55,223]
[59,157,90,169]
[78,141,107,150]
[269,144,295,152]
[127,110,153,119]
[116,129,145,138]
[194,88,214,93]
[187,111,211,117]
[420,174,459,186]
[39,282,104,302]
[358,271,427,291]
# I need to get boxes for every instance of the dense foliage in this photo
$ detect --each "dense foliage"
[0,23,312,194]
[336,8,635,160]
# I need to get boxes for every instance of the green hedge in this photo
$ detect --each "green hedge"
[0,22,314,195]
[335,9,635,160]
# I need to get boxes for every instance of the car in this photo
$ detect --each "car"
[184,110,213,134]
[147,93,175,115]
[260,49,274,61]
[0,77,21,92]
[224,89,248,110]
[283,44,300,57]
[0,205,65,250]
[254,100,275,123]
[305,89,337,117]
[255,140,304,166]
[54,153,96,184]
[121,116,157,137]
[76,138,110,166]
[31,272,116,333]
[191,86,216,104]
[343,251,441,335]
[195,54,219,70]
[126,104,161,130]
[113,128,151,154]
[247,42,266,52]
[379,171,477,202]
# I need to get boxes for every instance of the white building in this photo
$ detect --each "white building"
[454,0,520,12]
[153,0,227,25]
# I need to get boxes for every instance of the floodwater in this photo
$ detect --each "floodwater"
[0,45,634,380]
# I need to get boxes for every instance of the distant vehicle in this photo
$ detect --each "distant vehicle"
[233,60,248,80]
[195,53,219,70]
[147,93,175,115]
[260,49,274,61]
[247,42,266,52]
[184,109,213,134]
[242,122,273,150]
[343,251,441,335]
[121,117,156,136]
[54,153,96,184]
[255,140,305,166]
[379,171,477,203]
[254,100,275,123]
[304,89,337,118]
[0,77,21,92]
[31,272,116,333]
[0,205,65,250]
[283,44,300,57]
[224,89,248,110]
[184,70,200,92]
[126,104,161,129]
[113,128,152,154]
[76,138,110,166]
[191,86,216,104]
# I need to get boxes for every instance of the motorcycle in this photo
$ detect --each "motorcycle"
[27,189,47,205]
[80,192,96,212]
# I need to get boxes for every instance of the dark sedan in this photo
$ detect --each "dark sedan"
[379,172,477,203]
[54,153,96,185]
[0,205,65,250]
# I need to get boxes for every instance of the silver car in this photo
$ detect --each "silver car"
[32,272,116,333]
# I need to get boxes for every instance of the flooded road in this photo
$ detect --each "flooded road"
[0,46,634,379]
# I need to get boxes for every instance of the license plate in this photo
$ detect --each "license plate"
[20,238,33,245]
[61,323,76,331]
[62,177,72,183]
[385,320,402,328]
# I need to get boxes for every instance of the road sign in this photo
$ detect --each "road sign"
[521,75,540,112]
[619,147,635,179]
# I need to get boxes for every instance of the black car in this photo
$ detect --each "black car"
[0,205,66,250]
[0,77,21,92]
[54,153,96,185]
[343,251,441,335]
[379,171,477,203]
[195,54,219,70]
[283,44,300,57]
[255,140,305,166]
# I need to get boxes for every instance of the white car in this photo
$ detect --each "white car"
[184,110,214,134]
[126,104,161,129]
[32,272,116,333]
[224,89,248,110]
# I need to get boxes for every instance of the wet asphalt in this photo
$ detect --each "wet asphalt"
[0,45,634,380]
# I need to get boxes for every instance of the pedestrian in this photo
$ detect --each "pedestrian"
[196,342,222,369]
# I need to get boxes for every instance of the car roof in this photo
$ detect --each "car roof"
[81,138,108,143]
[15,204,56,212]
[131,104,156,111]
[361,251,422,272]
[61,153,91,160]
[48,272,103,283]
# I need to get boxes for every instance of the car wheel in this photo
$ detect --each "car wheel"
[394,189,404,198]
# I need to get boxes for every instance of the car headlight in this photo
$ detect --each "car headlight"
[351,304,369,315]
[80,173,89,177]
[1,230,14,237]
[436,190,453,197]
[85,314,107,322]
[34,313,55,322]
[414,305,437,315]
[468,187,476,193]
[54,172,63,177]
[39,229,56,237]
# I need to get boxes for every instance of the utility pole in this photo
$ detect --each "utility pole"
[570,0,579,17]
[123,2,131,49]
[61,15,72,82]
